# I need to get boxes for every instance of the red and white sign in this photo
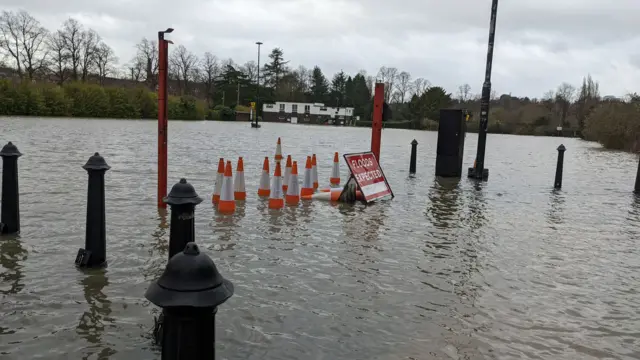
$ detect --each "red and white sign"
[344,151,393,202]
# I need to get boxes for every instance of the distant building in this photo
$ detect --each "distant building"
[262,101,354,125]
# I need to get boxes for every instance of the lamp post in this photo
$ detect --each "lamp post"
[468,0,498,182]
[253,41,263,128]
[157,27,174,208]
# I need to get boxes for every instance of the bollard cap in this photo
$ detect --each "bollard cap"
[83,152,111,171]
[557,144,566,152]
[145,242,234,308]
[0,141,22,157]
[164,178,203,206]
[411,139,418,146]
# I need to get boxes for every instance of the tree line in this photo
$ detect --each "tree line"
[0,9,638,151]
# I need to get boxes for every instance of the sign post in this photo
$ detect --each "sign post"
[343,151,393,202]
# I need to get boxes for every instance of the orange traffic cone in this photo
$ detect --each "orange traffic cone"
[330,152,340,186]
[283,155,292,193]
[212,157,224,204]
[234,157,246,200]
[218,161,236,213]
[302,187,342,201]
[301,156,314,197]
[302,188,366,202]
[311,154,319,190]
[258,157,270,197]
[275,137,283,163]
[268,161,284,209]
[286,161,300,205]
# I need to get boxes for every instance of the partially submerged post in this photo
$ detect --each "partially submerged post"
[0,142,22,235]
[371,83,384,162]
[76,152,110,268]
[554,144,566,189]
[635,154,640,194]
[165,178,203,260]
[409,139,418,175]
[468,0,499,182]
[145,242,234,359]
[157,27,174,208]
[436,109,466,177]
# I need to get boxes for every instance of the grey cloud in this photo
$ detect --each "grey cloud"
[2,0,640,96]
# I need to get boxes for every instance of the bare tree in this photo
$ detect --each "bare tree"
[457,83,472,102]
[132,38,158,88]
[292,65,310,95]
[94,42,116,85]
[126,62,143,81]
[47,30,68,84]
[60,18,84,81]
[376,66,398,101]
[241,60,257,83]
[0,10,49,80]
[575,74,600,131]
[80,28,100,81]
[394,71,412,103]
[411,77,431,96]
[169,44,198,94]
[554,82,575,125]
[199,52,219,106]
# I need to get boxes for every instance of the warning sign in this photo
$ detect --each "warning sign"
[343,151,393,202]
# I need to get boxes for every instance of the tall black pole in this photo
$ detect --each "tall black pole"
[255,41,262,127]
[468,0,498,181]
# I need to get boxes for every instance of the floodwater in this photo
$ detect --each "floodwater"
[0,117,639,360]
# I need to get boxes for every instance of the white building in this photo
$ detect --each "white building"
[262,101,354,125]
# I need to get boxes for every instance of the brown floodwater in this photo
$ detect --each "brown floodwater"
[0,117,639,359]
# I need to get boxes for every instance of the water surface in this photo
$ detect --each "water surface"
[0,117,639,360]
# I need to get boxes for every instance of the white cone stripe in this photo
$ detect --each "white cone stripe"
[234,171,245,192]
[214,173,224,195]
[302,168,312,188]
[312,165,318,184]
[271,176,283,198]
[275,144,282,158]
[287,174,300,196]
[221,175,234,201]
[284,166,291,185]
[331,162,340,178]
[259,170,270,189]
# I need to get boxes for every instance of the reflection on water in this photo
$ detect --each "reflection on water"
[151,208,168,257]
[427,177,462,230]
[76,270,114,359]
[547,190,565,226]
[0,235,27,295]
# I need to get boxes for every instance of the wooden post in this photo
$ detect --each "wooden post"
[371,83,384,162]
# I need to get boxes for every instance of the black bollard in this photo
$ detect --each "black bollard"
[145,242,234,360]
[554,144,566,189]
[436,109,467,177]
[0,142,22,235]
[635,154,640,194]
[164,178,203,260]
[409,139,418,175]
[75,152,110,268]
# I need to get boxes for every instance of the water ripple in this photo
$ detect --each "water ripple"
[0,118,639,359]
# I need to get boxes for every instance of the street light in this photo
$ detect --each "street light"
[252,41,263,128]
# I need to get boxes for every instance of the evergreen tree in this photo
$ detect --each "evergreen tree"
[262,48,289,94]
[310,66,329,103]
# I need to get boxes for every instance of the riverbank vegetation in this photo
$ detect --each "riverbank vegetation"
[0,10,638,151]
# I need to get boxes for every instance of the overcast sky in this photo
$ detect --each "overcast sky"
[4,0,640,98]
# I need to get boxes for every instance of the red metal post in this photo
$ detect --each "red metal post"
[157,34,169,208]
[371,83,384,162]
